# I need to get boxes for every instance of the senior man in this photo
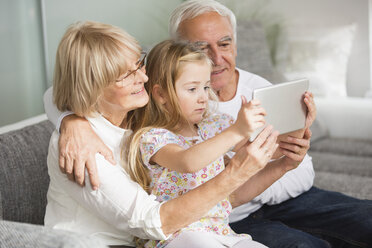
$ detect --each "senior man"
[167,1,371,247]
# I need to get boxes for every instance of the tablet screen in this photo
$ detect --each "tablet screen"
[249,78,309,141]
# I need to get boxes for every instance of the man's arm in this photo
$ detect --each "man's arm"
[43,87,66,128]
[43,87,115,189]
[257,91,316,203]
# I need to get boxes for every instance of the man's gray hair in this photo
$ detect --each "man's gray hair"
[169,0,237,42]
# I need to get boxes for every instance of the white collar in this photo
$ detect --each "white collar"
[86,114,130,150]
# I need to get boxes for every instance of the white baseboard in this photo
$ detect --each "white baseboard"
[0,114,48,134]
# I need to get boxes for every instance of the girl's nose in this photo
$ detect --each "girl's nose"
[199,91,208,103]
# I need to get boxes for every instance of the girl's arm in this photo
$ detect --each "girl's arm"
[151,98,266,173]
[152,124,245,173]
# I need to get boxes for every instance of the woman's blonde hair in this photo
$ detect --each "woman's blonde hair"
[123,40,216,192]
[53,21,141,117]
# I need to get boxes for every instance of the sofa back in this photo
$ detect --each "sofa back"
[0,120,54,224]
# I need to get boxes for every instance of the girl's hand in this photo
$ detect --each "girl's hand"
[234,95,266,139]
[304,91,317,129]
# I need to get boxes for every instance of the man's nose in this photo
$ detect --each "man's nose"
[208,47,223,66]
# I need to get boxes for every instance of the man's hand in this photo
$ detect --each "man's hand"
[271,91,316,159]
[58,115,116,190]
[278,128,312,171]
[304,91,317,129]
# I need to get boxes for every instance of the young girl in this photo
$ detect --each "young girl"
[124,40,271,248]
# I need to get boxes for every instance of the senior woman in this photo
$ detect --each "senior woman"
[44,21,278,247]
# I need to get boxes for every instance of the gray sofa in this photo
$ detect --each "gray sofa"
[1,22,371,247]
[0,119,106,248]
[1,108,372,248]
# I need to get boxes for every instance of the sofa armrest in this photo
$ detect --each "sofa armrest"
[0,220,107,248]
[314,96,372,140]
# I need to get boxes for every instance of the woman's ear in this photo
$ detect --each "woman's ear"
[115,80,123,88]
[152,84,167,105]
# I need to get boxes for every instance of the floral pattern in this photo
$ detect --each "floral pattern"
[140,114,249,248]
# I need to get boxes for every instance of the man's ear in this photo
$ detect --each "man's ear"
[152,84,167,105]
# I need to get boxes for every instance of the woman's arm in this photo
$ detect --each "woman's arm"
[48,125,277,238]
[47,131,166,240]
[160,125,278,235]
[152,99,266,173]
[230,128,313,208]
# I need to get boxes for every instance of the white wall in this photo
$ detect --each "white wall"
[43,0,182,87]
[0,0,182,127]
[0,0,46,127]
[269,0,370,97]
[222,0,370,97]
[1,0,370,127]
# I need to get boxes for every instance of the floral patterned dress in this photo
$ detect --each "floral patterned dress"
[140,114,251,248]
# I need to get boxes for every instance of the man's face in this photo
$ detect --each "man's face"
[178,12,237,92]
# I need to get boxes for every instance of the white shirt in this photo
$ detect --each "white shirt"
[44,114,167,246]
[216,68,315,223]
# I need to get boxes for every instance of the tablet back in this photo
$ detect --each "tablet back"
[249,78,309,141]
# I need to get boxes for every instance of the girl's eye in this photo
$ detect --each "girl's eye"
[188,88,196,92]
[204,86,210,91]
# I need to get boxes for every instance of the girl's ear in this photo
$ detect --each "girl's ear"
[152,84,167,105]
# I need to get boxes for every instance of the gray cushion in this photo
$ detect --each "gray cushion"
[314,171,372,200]
[0,220,107,248]
[310,137,372,157]
[309,116,329,143]
[309,151,372,178]
[0,120,54,224]
[0,192,2,220]
[236,21,286,83]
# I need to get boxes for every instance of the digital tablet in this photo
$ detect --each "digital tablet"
[249,78,309,141]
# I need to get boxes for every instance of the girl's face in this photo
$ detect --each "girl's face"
[100,55,149,121]
[175,61,211,127]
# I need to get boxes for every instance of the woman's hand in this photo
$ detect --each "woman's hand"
[233,96,266,139]
[160,126,278,236]
[228,125,279,184]
[58,115,116,189]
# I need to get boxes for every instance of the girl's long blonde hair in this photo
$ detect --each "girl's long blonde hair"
[122,40,216,192]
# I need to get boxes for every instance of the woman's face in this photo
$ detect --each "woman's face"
[100,56,149,118]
